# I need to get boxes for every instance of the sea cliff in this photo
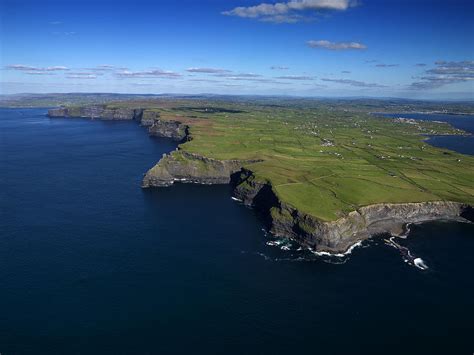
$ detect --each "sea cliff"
[142,151,262,187]
[48,106,144,121]
[48,106,188,142]
[48,106,473,253]
[142,153,472,253]
[233,169,472,252]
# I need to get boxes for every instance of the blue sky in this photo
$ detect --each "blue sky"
[1,0,473,99]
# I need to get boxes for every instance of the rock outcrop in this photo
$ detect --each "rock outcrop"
[148,119,189,141]
[142,151,259,187]
[140,110,159,127]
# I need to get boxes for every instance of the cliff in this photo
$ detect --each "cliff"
[233,169,472,253]
[142,151,259,187]
[48,105,144,121]
[48,106,188,142]
[148,119,189,141]
[144,154,472,253]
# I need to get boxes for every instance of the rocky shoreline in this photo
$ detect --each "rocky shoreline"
[234,169,472,252]
[48,106,474,253]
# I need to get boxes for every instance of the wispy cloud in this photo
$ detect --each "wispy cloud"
[321,78,386,88]
[341,70,351,73]
[415,63,427,67]
[375,63,398,67]
[6,64,69,72]
[95,65,118,70]
[186,67,232,74]
[222,83,245,87]
[68,72,104,76]
[214,73,263,79]
[84,65,129,72]
[24,72,57,76]
[259,14,304,23]
[222,0,356,23]
[249,78,292,85]
[49,21,62,25]
[188,78,223,83]
[365,59,378,63]
[409,60,474,90]
[307,40,366,50]
[52,31,76,36]
[270,66,289,70]
[116,69,181,79]
[65,74,97,79]
[275,75,315,80]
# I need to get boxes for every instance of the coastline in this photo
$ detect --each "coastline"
[47,106,474,254]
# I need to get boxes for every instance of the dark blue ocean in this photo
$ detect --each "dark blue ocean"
[1,108,473,355]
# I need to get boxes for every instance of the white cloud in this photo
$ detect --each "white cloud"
[116,69,181,79]
[66,74,97,79]
[186,67,232,74]
[409,60,474,90]
[213,73,263,79]
[68,72,104,76]
[275,75,315,80]
[321,78,386,88]
[6,64,69,72]
[307,40,366,50]
[83,65,129,72]
[222,0,356,23]
[24,72,57,76]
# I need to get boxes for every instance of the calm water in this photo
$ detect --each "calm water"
[378,112,474,154]
[1,108,473,355]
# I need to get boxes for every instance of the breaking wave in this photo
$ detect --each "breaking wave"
[385,237,429,270]
[256,232,364,264]
[414,257,429,270]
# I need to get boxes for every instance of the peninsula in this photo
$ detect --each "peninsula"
[47,97,474,253]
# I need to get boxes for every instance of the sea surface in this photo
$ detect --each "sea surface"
[1,108,473,355]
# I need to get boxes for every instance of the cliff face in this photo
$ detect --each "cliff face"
[148,120,189,141]
[142,151,256,187]
[47,106,188,142]
[233,170,472,253]
[48,106,143,121]
[143,154,472,252]
[140,110,159,127]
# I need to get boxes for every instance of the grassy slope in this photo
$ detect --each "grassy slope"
[78,99,474,221]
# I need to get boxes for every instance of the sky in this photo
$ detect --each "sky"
[1,0,473,99]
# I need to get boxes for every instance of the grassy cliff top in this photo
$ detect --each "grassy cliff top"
[66,98,474,221]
